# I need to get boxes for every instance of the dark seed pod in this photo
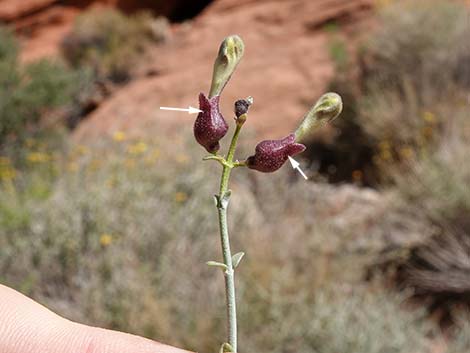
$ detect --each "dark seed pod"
[194,93,229,153]
[246,133,306,173]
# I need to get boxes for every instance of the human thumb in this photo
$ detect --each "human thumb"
[0,284,192,353]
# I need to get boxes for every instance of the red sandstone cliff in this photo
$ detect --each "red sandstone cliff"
[0,0,373,140]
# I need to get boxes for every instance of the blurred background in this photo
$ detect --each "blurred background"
[0,0,469,352]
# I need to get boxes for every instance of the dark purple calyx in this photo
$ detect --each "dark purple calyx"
[246,133,306,173]
[194,93,229,153]
[234,98,252,118]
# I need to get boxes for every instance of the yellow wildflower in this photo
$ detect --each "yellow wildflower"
[422,111,436,124]
[27,152,50,163]
[105,177,116,189]
[399,147,414,159]
[127,141,148,155]
[378,140,391,151]
[113,131,126,142]
[421,126,434,139]
[174,191,188,203]
[380,149,392,161]
[99,234,113,247]
[0,156,11,165]
[124,158,136,169]
[76,145,90,156]
[175,153,189,165]
[376,0,392,8]
[0,167,16,181]
[144,148,160,165]
[67,162,79,172]
[88,159,102,172]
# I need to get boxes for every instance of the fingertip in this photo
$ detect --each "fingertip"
[74,324,193,353]
[0,284,193,353]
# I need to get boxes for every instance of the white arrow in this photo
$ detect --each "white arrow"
[160,106,203,114]
[288,156,308,180]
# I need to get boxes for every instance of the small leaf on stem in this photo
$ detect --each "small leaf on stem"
[219,190,231,208]
[232,252,245,268]
[207,261,228,270]
[219,342,234,353]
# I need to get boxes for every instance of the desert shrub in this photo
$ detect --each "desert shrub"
[0,27,84,154]
[362,0,470,96]
[61,8,168,83]
[380,107,470,320]
[358,0,470,173]
[394,107,470,226]
[0,26,17,64]
[312,0,470,185]
[447,313,470,353]
[304,0,470,334]
[237,278,432,353]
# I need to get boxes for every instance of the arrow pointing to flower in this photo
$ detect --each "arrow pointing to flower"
[159,106,203,114]
[288,156,308,180]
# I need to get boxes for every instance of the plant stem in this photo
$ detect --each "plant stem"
[217,122,243,352]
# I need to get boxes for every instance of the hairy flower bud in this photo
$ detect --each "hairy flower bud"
[246,133,306,173]
[194,93,228,153]
[209,35,245,98]
[234,96,253,118]
[294,92,343,142]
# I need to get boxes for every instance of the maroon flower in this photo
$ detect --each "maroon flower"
[194,93,229,153]
[246,133,306,173]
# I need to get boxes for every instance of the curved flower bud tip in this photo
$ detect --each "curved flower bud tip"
[194,93,229,153]
[209,35,245,98]
[294,92,343,142]
[246,133,306,173]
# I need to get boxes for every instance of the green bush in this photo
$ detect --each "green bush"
[0,27,83,152]
[0,26,17,64]
[384,107,470,309]
[61,8,168,83]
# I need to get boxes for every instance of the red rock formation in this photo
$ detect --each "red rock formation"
[0,0,374,140]
[0,1,97,62]
[74,0,373,141]
[0,0,211,61]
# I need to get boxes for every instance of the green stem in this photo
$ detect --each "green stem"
[217,201,237,352]
[217,122,243,352]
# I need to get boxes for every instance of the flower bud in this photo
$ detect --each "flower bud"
[194,92,229,153]
[234,96,253,118]
[209,35,245,98]
[294,92,343,142]
[246,133,306,173]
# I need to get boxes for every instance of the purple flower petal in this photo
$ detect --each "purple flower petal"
[194,93,229,153]
[246,133,306,173]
